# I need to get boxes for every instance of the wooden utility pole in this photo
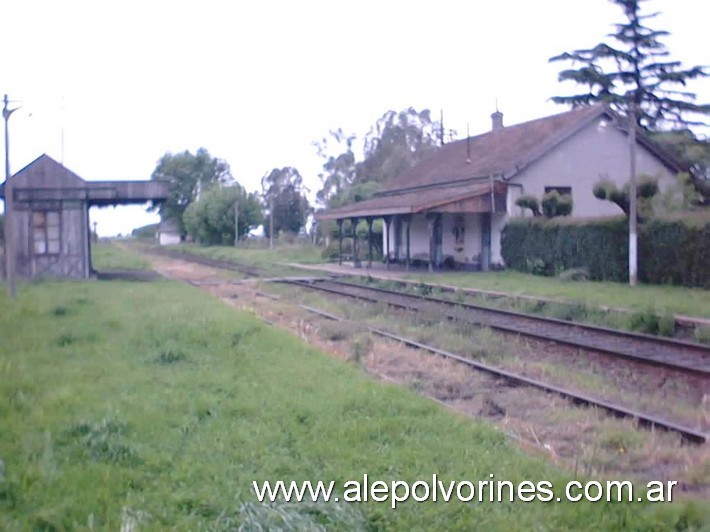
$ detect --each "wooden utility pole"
[3,94,18,299]
[628,100,638,286]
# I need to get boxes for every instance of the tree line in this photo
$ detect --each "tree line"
[148,107,450,245]
[148,148,310,245]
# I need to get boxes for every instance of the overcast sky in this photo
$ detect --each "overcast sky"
[2,0,708,235]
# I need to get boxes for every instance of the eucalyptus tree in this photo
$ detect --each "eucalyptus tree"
[261,167,310,238]
[315,107,446,209]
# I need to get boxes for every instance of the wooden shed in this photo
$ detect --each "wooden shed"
[1,154,168,279]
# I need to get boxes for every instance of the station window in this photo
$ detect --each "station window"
[544,186,572,197]
[32,211,61,255]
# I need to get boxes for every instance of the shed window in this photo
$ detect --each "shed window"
[544,186,572,197]
[33,211,61,255]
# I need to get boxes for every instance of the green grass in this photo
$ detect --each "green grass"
[171,242,323,268]
[1,280,706,530]
[91,241,152,271]
[404,270,710,319]
[138,240,710,319]
[354,277,704,341]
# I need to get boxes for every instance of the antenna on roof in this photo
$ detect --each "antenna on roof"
[466,123,471,164]
[440,109,445,146]
[495,97,499,113]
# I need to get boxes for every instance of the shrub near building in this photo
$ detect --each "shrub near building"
[501,213,710,288]
[640,213,710,288]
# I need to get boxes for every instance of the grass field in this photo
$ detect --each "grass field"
[1,266,707,528]
[139,242,709,319]
[402,270,710,320]
[171,242,324,270]
[91,241,152,271]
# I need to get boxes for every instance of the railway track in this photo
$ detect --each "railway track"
[285,279,710,378]
[136,248,708,443]
[299,303,708,444]
[140,248,710,377]
[139,249,709,376]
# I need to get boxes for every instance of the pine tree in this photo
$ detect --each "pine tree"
[550,0,708,129]
[549,0,708,285]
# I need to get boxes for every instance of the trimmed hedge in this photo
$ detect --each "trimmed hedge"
[501,213,710,288]
[640,214,710,287]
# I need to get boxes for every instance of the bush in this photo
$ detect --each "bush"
[501,212,710,287]
[321,219,383,261]
[541,190,573,217]
[629,309,661,335]
[321,240,352,260]
[502,216,628,280]
[515,195,541,216]
[183,185,263,245]
[639,213,710,287]
[592,176,659,218]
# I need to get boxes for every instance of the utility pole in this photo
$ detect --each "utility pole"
[234,201,239,247]
[3,94,19,299]
[269,197,274,250]
[628,100,638,287]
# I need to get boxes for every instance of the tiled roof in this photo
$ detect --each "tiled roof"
[380,105,606,192]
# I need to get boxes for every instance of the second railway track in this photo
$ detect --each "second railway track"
[139,248,710,377]
[285,279,710,378]
[137,248,708,443]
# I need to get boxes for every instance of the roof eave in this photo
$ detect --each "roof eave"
[316,205,414,221]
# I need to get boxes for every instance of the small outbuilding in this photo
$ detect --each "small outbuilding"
[1,154,169,279]
[157,219,181,246]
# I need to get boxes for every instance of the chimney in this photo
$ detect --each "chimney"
[491,109,504,131]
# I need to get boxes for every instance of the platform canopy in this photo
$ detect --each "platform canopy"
[316,180,506,220]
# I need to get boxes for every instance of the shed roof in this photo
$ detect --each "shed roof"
[5,153,85,189]
[1,153,169,205]
[158,219,180,233]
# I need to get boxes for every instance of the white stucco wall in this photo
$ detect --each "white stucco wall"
[159,232,181,246]
[385,215,431,260]
[509,117,677,218]
[384,212,484,266]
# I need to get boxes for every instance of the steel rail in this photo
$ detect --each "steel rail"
[299,304,708,444]
[335,279,708,352]
[288,279,710,377]
[131,247,708,443]
[137,248,709,376]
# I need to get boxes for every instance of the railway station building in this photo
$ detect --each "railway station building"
[316,104,685,271]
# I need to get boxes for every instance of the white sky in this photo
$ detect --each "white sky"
[2,0,708,236]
